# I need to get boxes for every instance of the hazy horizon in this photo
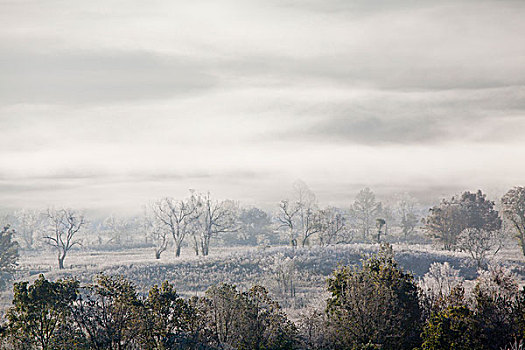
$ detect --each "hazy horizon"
[1,0,524,214]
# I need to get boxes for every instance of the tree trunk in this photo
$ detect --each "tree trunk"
[175,243,181,257]
[201,235,210,256]
[155,250,161,259]
[58,256,65,269]
[290,233,297,248]
[193,236,199,256]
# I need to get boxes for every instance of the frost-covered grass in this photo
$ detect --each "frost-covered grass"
[1,243,524,316]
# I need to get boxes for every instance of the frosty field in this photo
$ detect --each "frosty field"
[4,242,524,319]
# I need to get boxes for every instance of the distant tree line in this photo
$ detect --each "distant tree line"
[2,184,525,272]
[1,244,525,350]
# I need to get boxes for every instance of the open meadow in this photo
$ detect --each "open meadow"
[4,241,525,320]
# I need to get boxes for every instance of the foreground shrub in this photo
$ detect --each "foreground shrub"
[325,244,422,350]
[199,283,297,349]
[420,266,525,350]
[420,305,483,350]
[1,275,296,349]
[2,252,525,349]
[4,274,82,349]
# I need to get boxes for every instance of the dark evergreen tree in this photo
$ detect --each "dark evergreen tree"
[0,225,19,290]
[140,281,196,349]
[4,274,81,350]
[71,274,143,350]
[325,244,422,350]
[421,306,483,350]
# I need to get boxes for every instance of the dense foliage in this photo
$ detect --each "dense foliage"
[420,266,525,350]
[325,244,421,349]
[424,190,502,267]
[0,275,297,349]
[0,225,19,290]
[2,246,525,350]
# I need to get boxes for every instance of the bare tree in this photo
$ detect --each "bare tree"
[143,208,169,259]
[351,187,382,240]
[193,192,237,256]
[293,180,323,247]
[152,193,200,258]
[270,253,296,297]
[277,180,322,247]
[43,208,85,269]
[298,207,322,247]
[103,215,129,245]
[318,207,351,246]
[394,194,420,238]
[277,200,300,248]
[458,227,503,269]
[419,262,463,312]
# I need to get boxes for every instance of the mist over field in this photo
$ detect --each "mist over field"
[1,0,525,214]
[1,1,525,349]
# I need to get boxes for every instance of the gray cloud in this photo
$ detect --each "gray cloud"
[272,0,525,16]
[218,1,525,91]
[220,48,525,92]
[305,116,442,144]
[0,50,216,104]
[269,86,525,144]
[304,114,525,145]
[1,0,525,212]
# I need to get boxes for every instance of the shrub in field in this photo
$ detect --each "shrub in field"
[420,265,525,350]
[419,262,464,316]
[296,307,326,349]
[199,283,297,349]
[471,266,524,350]
[420,305,483,350]
[325,244,422,350]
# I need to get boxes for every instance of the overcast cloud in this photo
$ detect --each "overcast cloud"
[1,0,524,213]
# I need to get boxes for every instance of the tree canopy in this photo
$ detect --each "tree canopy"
[425,190,502,257]
[326,244,422,349]
[0,225,19,290]
[501,186,525,256]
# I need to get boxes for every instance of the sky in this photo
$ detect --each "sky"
[1,0,525,214]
